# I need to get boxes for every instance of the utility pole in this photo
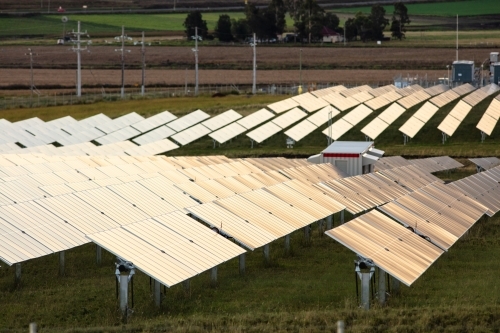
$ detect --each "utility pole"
[25,48,36,99]
[141,31,146,96]
[71,21,89,97]
[299,48,302,87]
[115,26,131,98]
[251,32,257,95]
[192,26,200,96]
[456,14,458,62]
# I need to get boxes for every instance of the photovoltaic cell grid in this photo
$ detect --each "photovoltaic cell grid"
[325,210,444,286]
[476,95,500,136]
[320,93,361,112]
[322,104,373,140]
[361,103,406,140]
[438,85,499,137]
[291,92,330,112]
[267,98,299,114]
[246,108,307,143]
[469,157,500,171]
[166,109,210,132]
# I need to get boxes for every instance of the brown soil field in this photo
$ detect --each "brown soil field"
[0,46,489,92]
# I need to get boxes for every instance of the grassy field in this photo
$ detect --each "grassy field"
[1,91,500,158]
[335,0,500,16]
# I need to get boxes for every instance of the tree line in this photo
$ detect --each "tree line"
[184,0,410,43]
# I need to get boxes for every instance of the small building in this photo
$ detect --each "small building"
[492,62,500,85]
[452,60,474,83]
[321,27,343,43]
[307,141,384,176]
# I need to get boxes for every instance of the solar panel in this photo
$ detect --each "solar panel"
[170,124,211,146]
[79,113,112,127]
[95,126,141,145]
[166,110,210,132]
[397,90,432,109]
[361,117,390,140]
[424,84,449,97]
[96,112,144,134]
[126,139,179,156]
[325,210,444,286]
[201,109,242,131]
[0,201,87,252]
[320,93,360,112]
[130,111,177,133]
[306,105,340,127]
[267,98,300,114]
[399,102,439,138]
[342,104,373,126]
[215,196,296,238]
[340,85,372,98]
[137,177,199,212]
[246,122,282,143]
[0,218,53,265]
[284,120,318,142]
[187,203,277,250]
[351,91,375,103]
[476,97,500,136]
[209,123,247,145]
[378,103,406,124]
[437,101,472,136]
[292,92,330,112]
[87,227,198,287]
[322,119,353,140]
[236,108,275,130]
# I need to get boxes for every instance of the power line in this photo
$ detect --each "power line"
[115,26,132,98]
[70,21,91,97]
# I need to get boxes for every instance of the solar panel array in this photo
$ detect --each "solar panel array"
[476,95,500,136]
[322,104,373,140]
[438,84,500,137]
[469,157,500,171]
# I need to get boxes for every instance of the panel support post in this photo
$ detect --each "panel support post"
[239,253,246,275]
[391,276,400,295]
[29,323,37,333]
[340,210,345,224]
[304,225,310,241]
[59,251,65,276]
[361,272,371,310]
[263,244,270,263]
[154,279,161,307]
[318,219,324,236]
[96,245,102,265]
[119,272,129,322]
[284,234,290,254]
[210,266,218,286]
[378,268,386,306]
[326,214,333,230]
[183,279,191,294]
[336,320,345,333]
[15,263,21,285]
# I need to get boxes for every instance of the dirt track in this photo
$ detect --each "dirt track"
[0,45,491,90]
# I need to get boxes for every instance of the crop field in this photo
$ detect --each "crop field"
[336,0,500,16]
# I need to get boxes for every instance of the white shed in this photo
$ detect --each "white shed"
[309,141,384,176]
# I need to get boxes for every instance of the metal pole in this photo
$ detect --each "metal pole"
[340,210,345,224]
[195,27,199,96]
[299,48,302,88]
[304,225,310,241]
[326,214,333,229]
[76,22,82,97]
[263,244,270,262]
[154,279,161,307]
[96,245,102,265]
[378,268,386,305]
[119,272,129,322]
[284,234,290,254]
[239,253,246,275]
[456,14,458,62]
[361,272,371,310]
[29,323,37,333]
[391,276,400,295]
[141,31,145,96]
[210,266,217,285]
[184,68,188,95]
[15,263,21,285]
[337,321,345,333]
[27,48,34,99]
[121,26,125,98]
[59,251,65,276]
[252,32,256,95]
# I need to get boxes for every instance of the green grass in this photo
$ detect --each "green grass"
[334,0,500,16]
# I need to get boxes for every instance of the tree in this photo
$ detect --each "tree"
[369,4,389,40]
[231,18,250,41]
[294,0,324,43]
[183,11,208,40]
[391,2,410,40]
[215,14,233,42]
[354,12,371,42]
[269,0,287,35]
[244,3,281,40]
[344,17,358,41]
